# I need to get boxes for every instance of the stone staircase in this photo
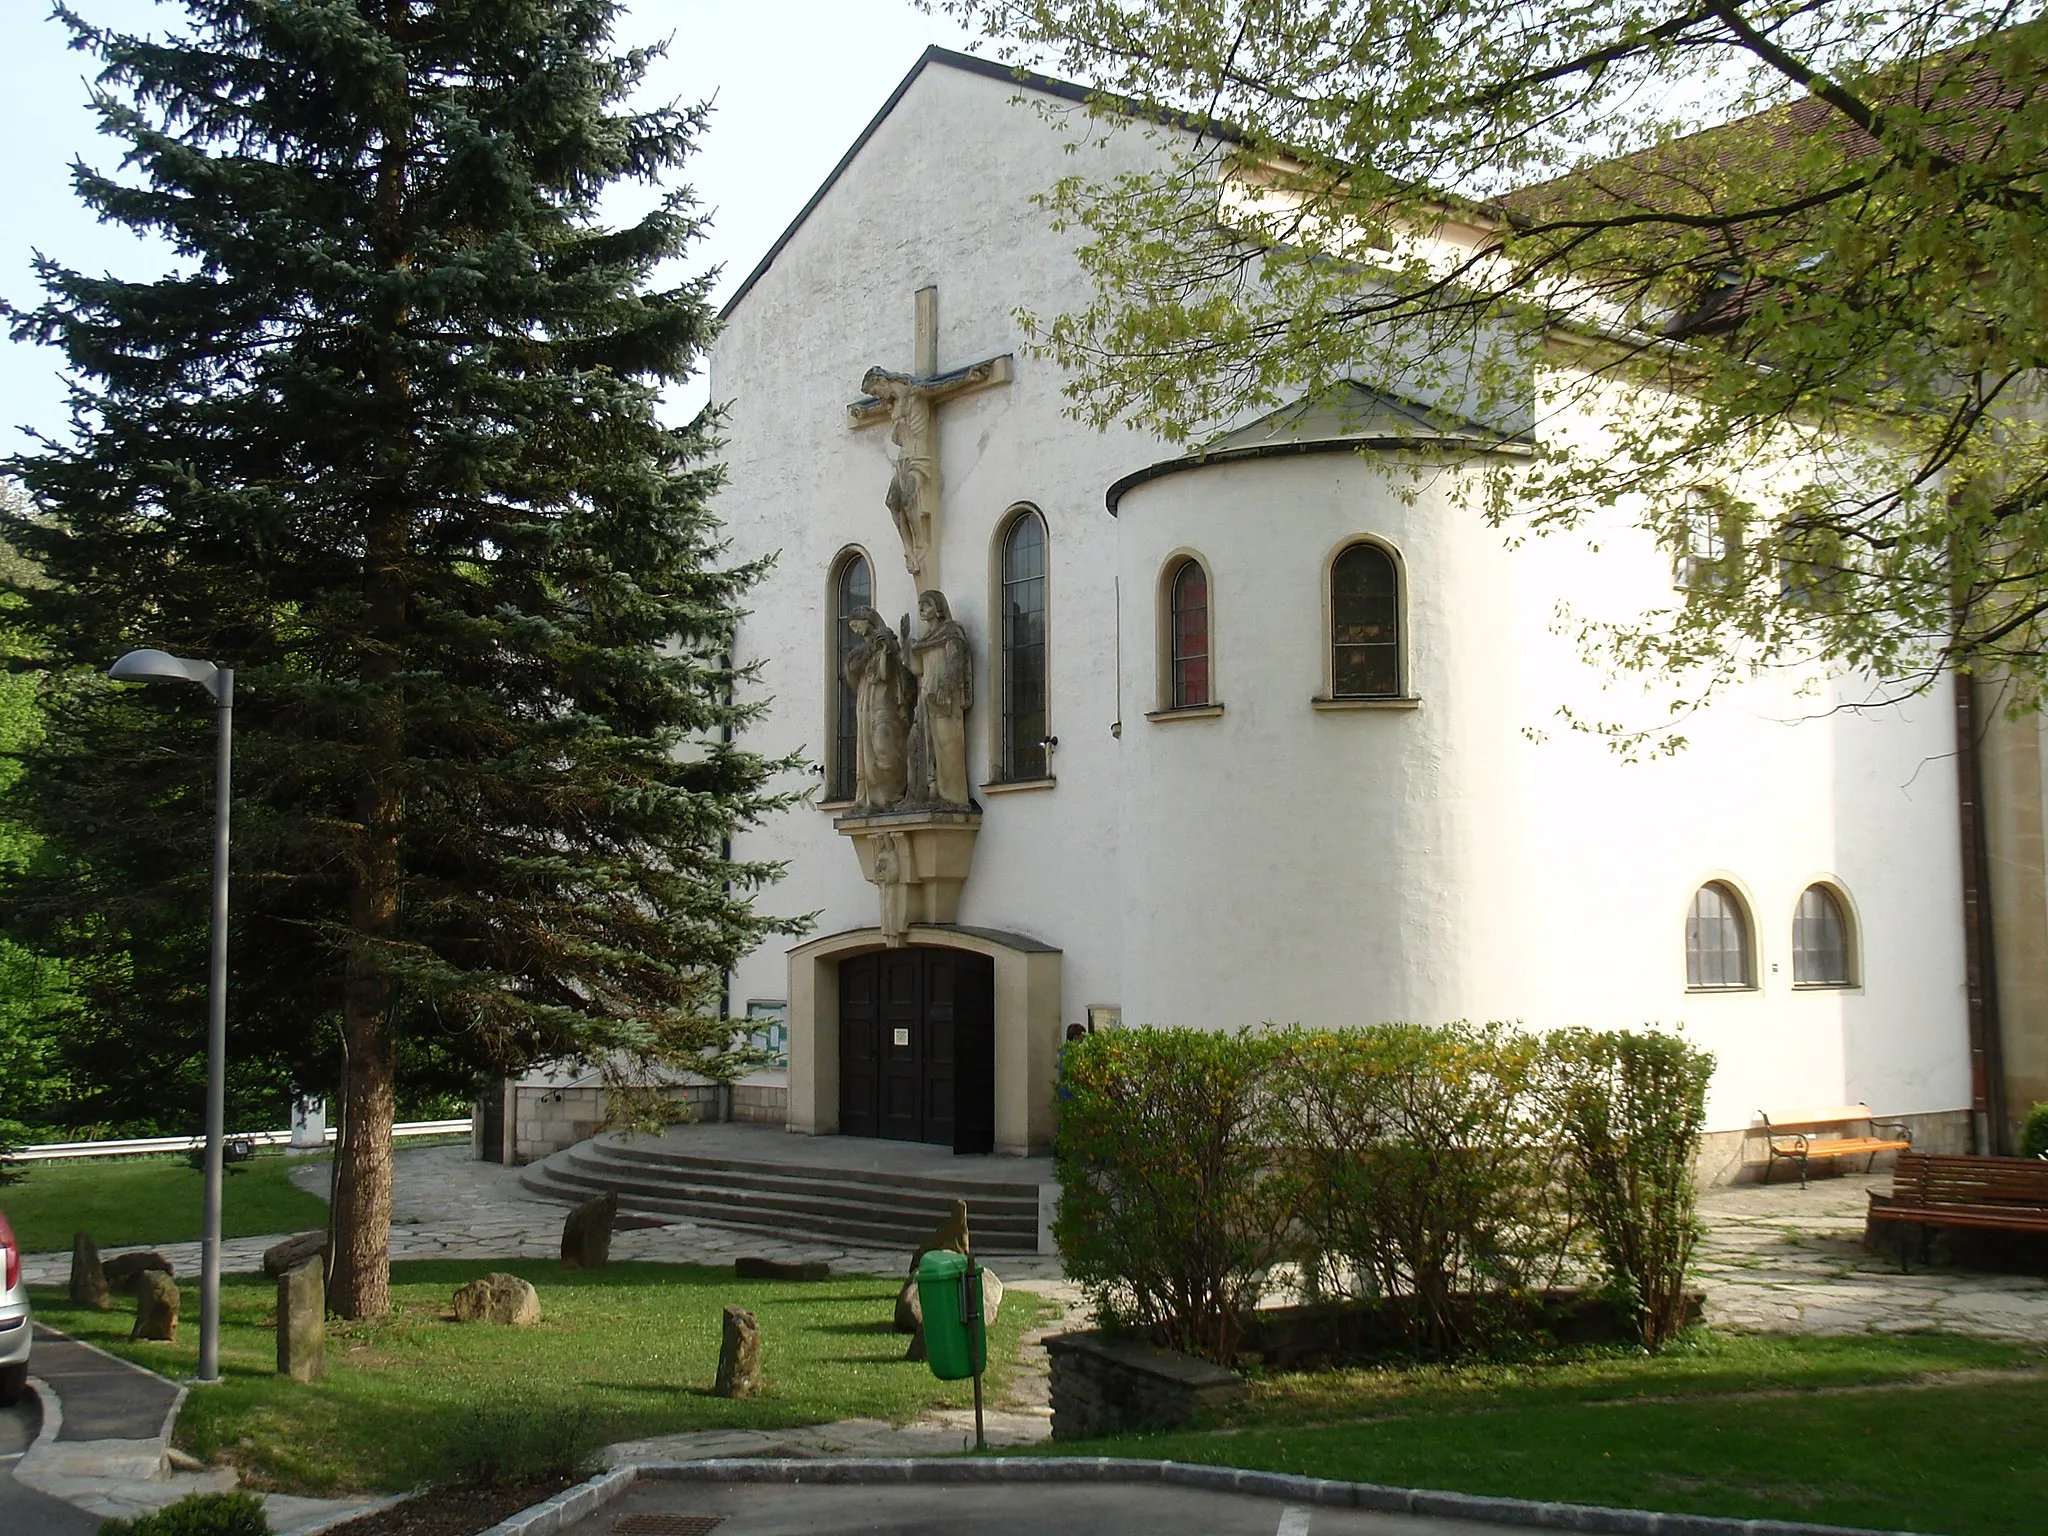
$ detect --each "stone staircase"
[518,1131,1048,1254]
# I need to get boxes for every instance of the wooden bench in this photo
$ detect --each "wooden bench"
[1868,1152,2048,1271]
[1755,1105,1912,1187]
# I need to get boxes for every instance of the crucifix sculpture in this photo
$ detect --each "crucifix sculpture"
[849,285,1013,590]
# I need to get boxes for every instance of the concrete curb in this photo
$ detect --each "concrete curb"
[22,1375,61,1460]
[475,1467,637,1536]
[497,1456,1934,1536]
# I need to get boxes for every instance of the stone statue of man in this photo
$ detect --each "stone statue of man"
[900,589,973,809]
[862,367,938,582]
[843,605,912,812]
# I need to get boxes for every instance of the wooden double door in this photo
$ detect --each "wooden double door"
[839,947,995,1152]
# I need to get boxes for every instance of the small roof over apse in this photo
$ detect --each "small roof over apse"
[1103,381,1534,514]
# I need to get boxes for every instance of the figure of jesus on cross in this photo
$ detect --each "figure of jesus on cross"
[850,286,1013,590]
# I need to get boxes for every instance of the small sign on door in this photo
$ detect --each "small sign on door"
[893,1027,911,1047]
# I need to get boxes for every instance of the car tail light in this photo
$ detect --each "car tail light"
[1,1234,15,1291]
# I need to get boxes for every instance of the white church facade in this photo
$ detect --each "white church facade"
[703,47,2020,1178]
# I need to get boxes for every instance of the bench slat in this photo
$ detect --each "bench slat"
[1872,1154,2048,1238]
[1797,1138,1911,1158]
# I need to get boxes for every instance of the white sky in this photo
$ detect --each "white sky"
[0,0,993,459]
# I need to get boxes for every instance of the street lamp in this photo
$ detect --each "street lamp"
[108,648,233,1384]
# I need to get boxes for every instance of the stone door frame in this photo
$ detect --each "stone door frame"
[787,924,1061,1155]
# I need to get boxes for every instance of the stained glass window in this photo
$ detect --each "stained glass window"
[830,552,871,801]
[1001,512,1047,780]
[1331,543,1399,698]
[1169,558,1210,708]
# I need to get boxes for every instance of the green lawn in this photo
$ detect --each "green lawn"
[30,1258,1047,1494]
[1031,1332,2048,1536]
[1,1152,332,1253]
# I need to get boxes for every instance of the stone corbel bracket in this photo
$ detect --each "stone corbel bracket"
[834,807,983,945]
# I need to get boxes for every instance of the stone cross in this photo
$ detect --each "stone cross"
[850,285,1013,589]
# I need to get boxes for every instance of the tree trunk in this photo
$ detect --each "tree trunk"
[329,2,414,1321]
[329,530,408,1320]
[328,968,395,1317]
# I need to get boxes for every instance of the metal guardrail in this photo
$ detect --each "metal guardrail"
[5,1118,474,1163]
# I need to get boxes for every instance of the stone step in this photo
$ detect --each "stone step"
[543,1152,1040,1242]
[519,1168,1039,1254]
[559,1144,1040,1224]
[518,1146,1044,1254]
[591,1134,1047,1200]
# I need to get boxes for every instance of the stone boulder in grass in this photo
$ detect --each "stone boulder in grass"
[560,1191,616,1270]
[451,1272,541,1326]
[104,1251,174,1293]
[69,1231,111,1311]
[131,1271,180,1342]
[262,1230,328,1279]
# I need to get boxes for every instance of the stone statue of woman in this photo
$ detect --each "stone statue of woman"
[843,606,912,811]
[900,589,973,809]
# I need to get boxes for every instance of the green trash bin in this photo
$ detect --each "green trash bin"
[916,1249,987,1382]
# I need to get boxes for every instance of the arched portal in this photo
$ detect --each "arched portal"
[838,946,994,1151]
[786,925,1061,1156]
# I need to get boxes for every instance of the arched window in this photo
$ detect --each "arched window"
[999,510,1048,781]
[1330,542,1400,698]
[1675,486,1745,592]
[1794,884,1853,986]
[1167,557,1210,708]
[829,551,872,802]
[1687,882,1752,989]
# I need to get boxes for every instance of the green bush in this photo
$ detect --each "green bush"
[2021,1101,2048,1160]
[439,1403,602,1486]
[1058,1022,1715,1364]
[1550,1028,1715,1348]
[1055,1027,1294,1362]
[99,1492,269,1536]
[1272,1023,1573,1352]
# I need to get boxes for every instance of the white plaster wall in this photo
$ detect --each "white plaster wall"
[711,62,1178,1029]
[1114,451,1971,1134]
[708,54,1972,1139]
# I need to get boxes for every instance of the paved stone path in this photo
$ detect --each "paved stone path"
[1694,1173,2048,1338]
[25,1146,1071,1289]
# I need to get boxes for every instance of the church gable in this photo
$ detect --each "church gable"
[720,48,1179,326]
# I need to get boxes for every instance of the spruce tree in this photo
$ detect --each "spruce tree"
[1,0,799,1316]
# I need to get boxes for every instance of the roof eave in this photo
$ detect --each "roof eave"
[1103,433,1535,514]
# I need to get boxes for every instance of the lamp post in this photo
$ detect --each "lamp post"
[108,648,233,1384]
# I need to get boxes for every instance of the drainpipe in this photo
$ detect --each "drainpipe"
[1954,669,2011,1154]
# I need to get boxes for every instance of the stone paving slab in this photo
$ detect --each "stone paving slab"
[19,1145,1070,1286]
[1693,1173,2048,1339]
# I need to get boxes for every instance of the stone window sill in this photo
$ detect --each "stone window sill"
[981,777,1057,795]
[1145,704,1225,723]
[1311,695,1422,712]
[1685,984,1758,994]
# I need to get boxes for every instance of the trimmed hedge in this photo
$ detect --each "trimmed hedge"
[1054,1023,1715,1363]
[1053,1027,1289,1360]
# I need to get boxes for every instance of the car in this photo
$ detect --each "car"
[0,1206,28,1407]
